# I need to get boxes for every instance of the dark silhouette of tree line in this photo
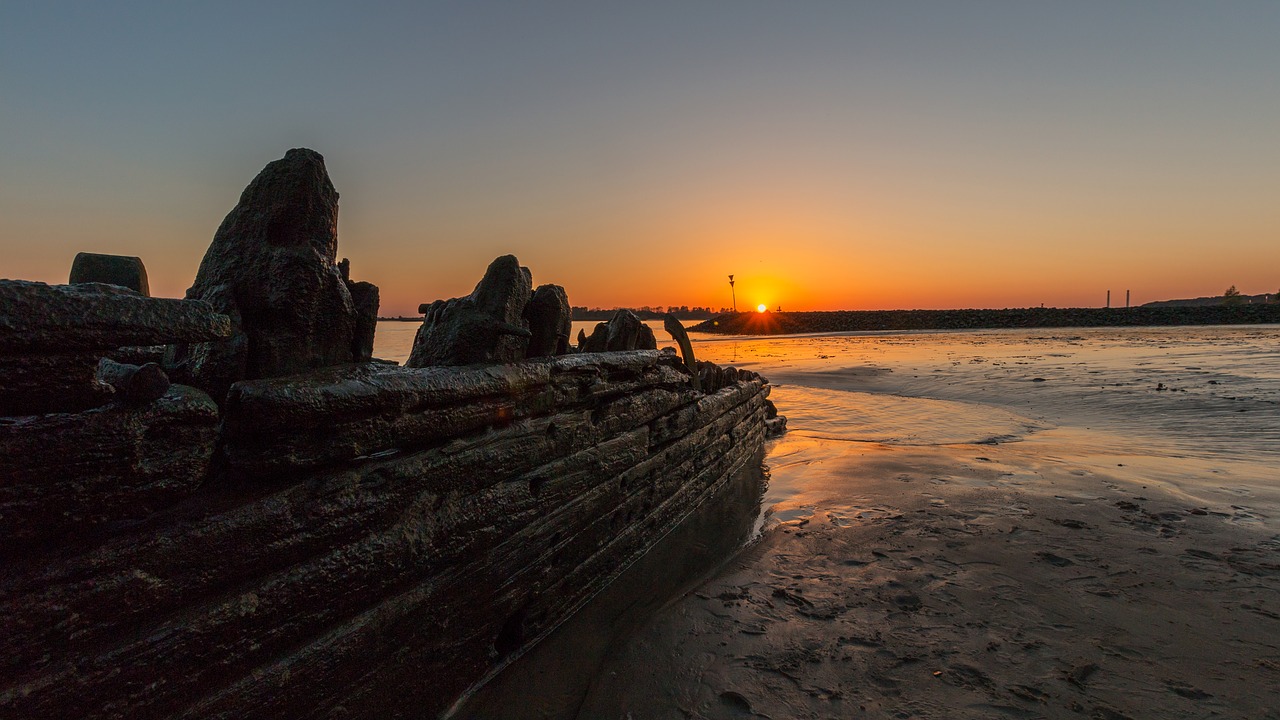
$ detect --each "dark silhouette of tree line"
[570,306,728,321]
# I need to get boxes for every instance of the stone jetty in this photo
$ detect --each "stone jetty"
[692,305,1280,335]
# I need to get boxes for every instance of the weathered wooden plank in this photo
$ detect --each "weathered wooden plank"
[0,385,219,547]
[0,280,230,353]
[178,406,766,720]
[0,361,771,720]
[0,412,595,676]
[0,352,112,415]
[221,351,693,473]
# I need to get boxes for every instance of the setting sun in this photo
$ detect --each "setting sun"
[756,304,767,313]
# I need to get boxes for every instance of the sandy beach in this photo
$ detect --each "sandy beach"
[574,438,1280,719]
[448,324,1280,719]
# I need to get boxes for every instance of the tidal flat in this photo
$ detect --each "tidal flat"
[378,324,1280,719]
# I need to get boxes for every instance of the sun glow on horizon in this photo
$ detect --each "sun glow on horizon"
[756,303,767,313]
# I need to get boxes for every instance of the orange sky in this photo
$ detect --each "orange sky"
[3,4,1278,315]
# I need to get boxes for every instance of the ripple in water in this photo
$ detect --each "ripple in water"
[773,385,1047,447]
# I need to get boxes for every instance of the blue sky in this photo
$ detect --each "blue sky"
[3,2,1278,312]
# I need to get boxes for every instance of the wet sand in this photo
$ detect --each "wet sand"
[574,435,1280,719]
[374,324,1280,719]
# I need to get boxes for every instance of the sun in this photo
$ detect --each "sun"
[756,303,767,313]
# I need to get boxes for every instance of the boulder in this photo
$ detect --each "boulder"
[347,280,380,363]
[525,284,571,357]
[578,309,657,353]
[167,149,377,400]
[579,322,608,352]
[763,398,787,436]
[469,254,533,361]
[336,256,380,362]
[407,255,532,367]
[69,252,150,296]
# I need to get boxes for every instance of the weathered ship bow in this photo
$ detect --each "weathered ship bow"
[1,348,770,718]
[1,148,777,719]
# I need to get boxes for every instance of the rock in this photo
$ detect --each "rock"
[762,399,783,435]
[347,280,380,363]
[606,309,649,351]
[525,284,571,357]
[97,358,171,404]
[470,255,533,361]
[579,321,608,352]
[0,280,230,353]
[338,256,379,362]
[69,252,150,296]
[407,255,533,367]
[578,309,657,353]
[409,298,532,367]
[167,148,377,400]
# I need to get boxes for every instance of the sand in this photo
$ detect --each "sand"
[573,435,1280,719]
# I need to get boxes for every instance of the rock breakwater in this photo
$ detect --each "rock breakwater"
[692,305,1280,335]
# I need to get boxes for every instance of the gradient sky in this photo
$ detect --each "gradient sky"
[3,2,1278,315]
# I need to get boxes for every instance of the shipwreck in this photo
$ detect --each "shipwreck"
[0,149,781,718]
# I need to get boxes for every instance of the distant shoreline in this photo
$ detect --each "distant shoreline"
[689,305,1280,335]
[378,310,719,323]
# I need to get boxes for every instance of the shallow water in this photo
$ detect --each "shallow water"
[689,325,1280,519]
